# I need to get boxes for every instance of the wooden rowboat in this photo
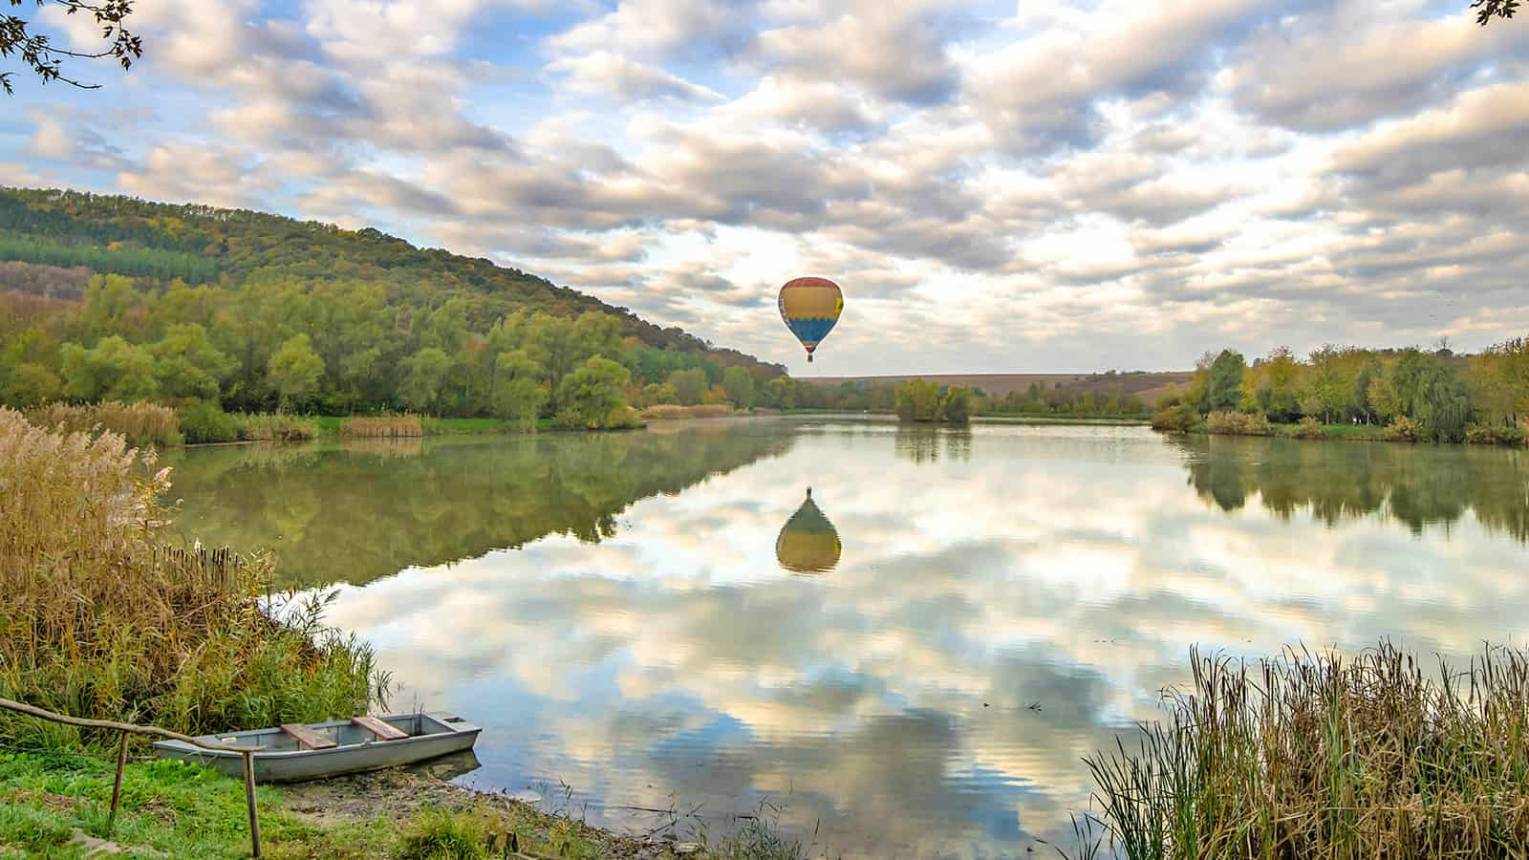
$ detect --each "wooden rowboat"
[152,713,480,783]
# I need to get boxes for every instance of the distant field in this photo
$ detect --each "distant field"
[803,371,1193,403]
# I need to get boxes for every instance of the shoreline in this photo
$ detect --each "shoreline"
[0,747,783,859]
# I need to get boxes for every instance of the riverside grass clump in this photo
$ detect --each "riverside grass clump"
[237,412,319,442]
[340,413,425,438]
[641,403,736,420]
[1204,410,1271,436]
[1079,643,1529,860]
[0,408,384,744]
[24,401,182,448]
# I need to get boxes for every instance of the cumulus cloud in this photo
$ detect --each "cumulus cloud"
[9,0,1529,373]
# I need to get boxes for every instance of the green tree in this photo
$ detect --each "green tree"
[721,366,756,408]
[1393,350,1471,442]
[149,323,234,401]
[765,376,797,409]
[268,334,324,411]
[942,386,974,425]
[5,361,62,406]
[557,356,631,429]
[492,349,547,431]
[60,336,159,401]
[1207,349,1247,412]
[641,382,679,406]
[400,347,450,413]
[895,379,943,422]
[668,368,708,406]
[1245,347,1301,420]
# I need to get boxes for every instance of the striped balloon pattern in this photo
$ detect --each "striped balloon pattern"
[778,276,843,362]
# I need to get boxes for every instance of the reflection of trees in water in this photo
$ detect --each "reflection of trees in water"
[1178,436,1529,541]
[894,425,972,464]
[164,425,795,585]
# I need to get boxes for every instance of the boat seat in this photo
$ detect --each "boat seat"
[352,715,408,741]
[280,723,338,750]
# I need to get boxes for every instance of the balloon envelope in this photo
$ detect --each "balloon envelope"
[778,277,842,362]
[775,488,841,574]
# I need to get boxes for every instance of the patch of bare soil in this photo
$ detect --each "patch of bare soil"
[281,764,686,859]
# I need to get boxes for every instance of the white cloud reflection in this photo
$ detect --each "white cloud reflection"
[319,422,1529,857]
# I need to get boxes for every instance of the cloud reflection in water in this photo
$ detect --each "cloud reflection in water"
[271,423,1529,857]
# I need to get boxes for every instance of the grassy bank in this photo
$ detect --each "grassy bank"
[1076,643,1529,859]
[0,748,806,859]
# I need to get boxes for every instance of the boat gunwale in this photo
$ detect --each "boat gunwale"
[151,713,479,761]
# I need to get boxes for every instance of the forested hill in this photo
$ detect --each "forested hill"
[0,186,782,417]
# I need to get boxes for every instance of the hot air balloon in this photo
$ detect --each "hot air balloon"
[775,488,841,574]
[778,277,843,363]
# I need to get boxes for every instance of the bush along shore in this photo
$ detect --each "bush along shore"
[1071,643,1529,859]
[0,409,807,859]
[1151,340,1529,447]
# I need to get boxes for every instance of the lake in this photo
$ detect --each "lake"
[162,418,1529,858]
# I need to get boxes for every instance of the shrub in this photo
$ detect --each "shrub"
[396,807,487,860]
[237,413,318,442]
[1466,423,1528,447]
[178,401,240,444]
[339,414,424,438]
[1149,403,1199,433]
[1381,415,1421,442]
[24,401,182,448]
[1291,416,1325,439]
[1205,410,1270,436]
[0,408,383,741]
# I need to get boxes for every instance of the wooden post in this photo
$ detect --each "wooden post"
[107,730,128,834]
[242,750,261,858]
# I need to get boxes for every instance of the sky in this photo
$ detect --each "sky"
[2,0,1527,376]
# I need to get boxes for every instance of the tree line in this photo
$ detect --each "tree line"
[1155,340,1529,444]
[0,273,786,429]
[0,188,785,430]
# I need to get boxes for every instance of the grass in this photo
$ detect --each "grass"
[0,749,807,859]
[0,407,383,743]
[25,401,182,448]
[1076,642,1529,859]
[339,414,425,438]
[235,413,319,442]
[312,415,511,437]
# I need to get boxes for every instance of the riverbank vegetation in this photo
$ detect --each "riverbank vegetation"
[0,188,781,432]
[786,374,1157,420]
[0,408,383,743]
[894,379,975,424]
[1077,643,1529,859]
[1153,339,1529,446]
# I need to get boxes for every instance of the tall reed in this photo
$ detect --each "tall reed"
[0,408,384,743]
[237,412,318,442]
[24,401,182,448]
[339,414,424,438]
[640,404,735,420]
[1080,643,1529,859]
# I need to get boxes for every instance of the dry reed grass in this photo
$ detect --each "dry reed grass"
[237,413,318,442]
[339,414,424,438]
[0,408,382,742]
[640,404,735,420]
[24,401,182,448]
[1077,642,1529,859]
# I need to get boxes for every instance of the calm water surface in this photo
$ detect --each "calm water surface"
[163,419,1529,858]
